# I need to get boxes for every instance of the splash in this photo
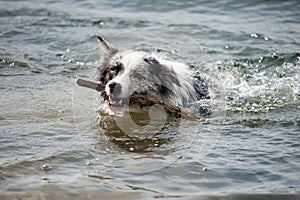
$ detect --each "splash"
[200,53,300,113]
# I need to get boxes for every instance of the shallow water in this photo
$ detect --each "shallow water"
[0,0,299,199]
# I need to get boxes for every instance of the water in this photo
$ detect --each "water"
[1,0,299,199]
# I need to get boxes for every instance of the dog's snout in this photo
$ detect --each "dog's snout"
[108,82,122,94]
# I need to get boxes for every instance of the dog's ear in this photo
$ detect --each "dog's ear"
[97,35,116,52]
[146,57,181,88]
[96,35,118,80]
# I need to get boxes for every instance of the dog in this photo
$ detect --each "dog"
[96,35,209,114]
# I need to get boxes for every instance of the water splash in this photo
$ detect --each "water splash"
[200,53,300,113]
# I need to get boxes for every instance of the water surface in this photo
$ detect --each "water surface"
[0,0,299,199]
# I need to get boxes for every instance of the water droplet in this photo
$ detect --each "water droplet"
[129,147,134,151]
[42,164,52,171]
[271,52,278,59]
[66,48,70,52]
[264,36,269,41]
[202,167,208,171]
[250,33,258,38]
[76,61,84,66]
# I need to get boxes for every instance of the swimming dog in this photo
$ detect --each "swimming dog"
[96,35,209,113]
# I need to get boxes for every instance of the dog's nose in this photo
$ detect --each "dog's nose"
[108,82,122,94]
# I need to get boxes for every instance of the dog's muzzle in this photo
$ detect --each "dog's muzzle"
[107,82,125,109]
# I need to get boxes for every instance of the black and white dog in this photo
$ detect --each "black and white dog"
[96,35,209,113]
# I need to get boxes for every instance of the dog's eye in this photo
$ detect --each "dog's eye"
[110,66,118,72]
[109,62,122,72]
[109,66,116,72]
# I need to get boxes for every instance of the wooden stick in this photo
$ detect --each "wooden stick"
[76,79,201,122]
[129,95,201,121]
[77,79,105,92]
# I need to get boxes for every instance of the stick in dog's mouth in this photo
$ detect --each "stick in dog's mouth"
[76,78,201,122]
[77,79,105,91]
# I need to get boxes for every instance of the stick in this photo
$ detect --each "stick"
[77,79,105,92]
[76,79,201,122]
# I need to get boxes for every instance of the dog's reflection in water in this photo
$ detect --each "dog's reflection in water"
[98,110,180,153]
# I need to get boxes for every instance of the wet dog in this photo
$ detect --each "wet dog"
[96,35,209,113]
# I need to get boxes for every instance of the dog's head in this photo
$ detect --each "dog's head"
[97,35,181,110]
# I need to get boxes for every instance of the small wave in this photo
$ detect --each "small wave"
[0,58,43,76]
